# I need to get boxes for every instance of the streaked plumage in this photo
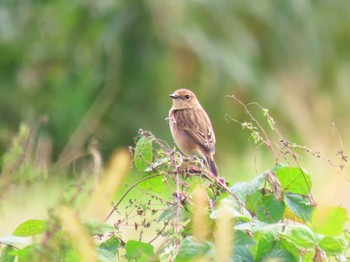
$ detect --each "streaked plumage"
[169,89,219,176]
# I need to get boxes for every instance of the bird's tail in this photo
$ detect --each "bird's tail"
[206,155,219,177]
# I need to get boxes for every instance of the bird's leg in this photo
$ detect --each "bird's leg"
[170,147,176,166]
[217,177,227,186]
[185,156,203,175]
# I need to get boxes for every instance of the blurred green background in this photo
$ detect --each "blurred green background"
[1,1,350,202]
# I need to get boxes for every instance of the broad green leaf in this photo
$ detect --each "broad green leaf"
[260,195,285,223]
[99,236,120,251]
[311,207,348,237]
[97,248,117,262]
[235,221,283,235]
[158,206,177,222]
[233,245,254,262]
[210,196,252,220]
[302,251,315,262]
[234,222,257,232]
[246,191,263,214]
[275,166,312,195]
[8,245,40,261]
[277,239,300,261]
[86,221,115,235]
[1,246,16,262]
[229,182,251,201]
[125,240,155,261]
[255,232,276,261]
[230,173,266,201]
[261,249,296,262]
[319,236,343,255]
[134,136,153,172]
[246,192,285,223]
[98,236,120,262]
[175,237,212,262]
[286,225,317,248]
[13,220,47,237]
[284,193,314,222]
[139,175,164,193]
[234,230,256,247]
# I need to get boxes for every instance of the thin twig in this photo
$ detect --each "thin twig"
[104,174,163,222]
[228,96,279,162]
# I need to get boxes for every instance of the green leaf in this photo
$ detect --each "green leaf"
[234,230,256,247]
[12,220,47,237]
[99,236,120,251]
[319,236,343,255]
[97,237,120,262]
[230,182,251,201]
[97,236,120,262]
[97,248,116,262]
[311,207,348,237]
[139,175,164,193]
[125,240,155,261]
[158,206,177,222]
[235,221,282,235]
[8,244,40,261]
[0,246,16,262]
[255,232,276,261]
[246,191,262,214]
[134,136,153,172]
[175,237,212,262]
[86,221,115,235]
[302,251,315,262]
[277,239,300,261]
[275,166,312,195]
[284,193,314,222]
[230,173,266,201]
[246,192,285,223]
[260,195,285,223]
[211,197,251,221]
[261,249,296,262]
[233,245,254,262]
[286,225,317,248]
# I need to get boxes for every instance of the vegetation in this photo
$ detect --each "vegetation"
[0,97,348,261]
[1,0,350,261]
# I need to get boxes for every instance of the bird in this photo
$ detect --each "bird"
[168,88,219,177]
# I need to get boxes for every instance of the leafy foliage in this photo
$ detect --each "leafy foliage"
[13,220,47,237]
[0,101,349,261]
[175,237,213,262]
[97,237,120,262]
[274,165,312,195]
[311,207,348,237]
[3,132,348,261]
[1,1,350,260]
[134,136,153,172]
[125,240,155,261]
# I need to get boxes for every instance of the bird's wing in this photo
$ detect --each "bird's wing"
[173,108,216,153]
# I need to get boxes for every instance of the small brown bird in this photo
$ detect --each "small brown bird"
[169,89,219,177]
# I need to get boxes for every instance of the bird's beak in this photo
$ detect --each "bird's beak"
[169,93,178,99]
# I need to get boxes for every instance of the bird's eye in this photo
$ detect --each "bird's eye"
[184,95,191,100]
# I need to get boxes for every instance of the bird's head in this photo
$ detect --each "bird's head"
[169,89,200,109]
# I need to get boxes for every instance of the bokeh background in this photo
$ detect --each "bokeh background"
[1,0,350,232]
